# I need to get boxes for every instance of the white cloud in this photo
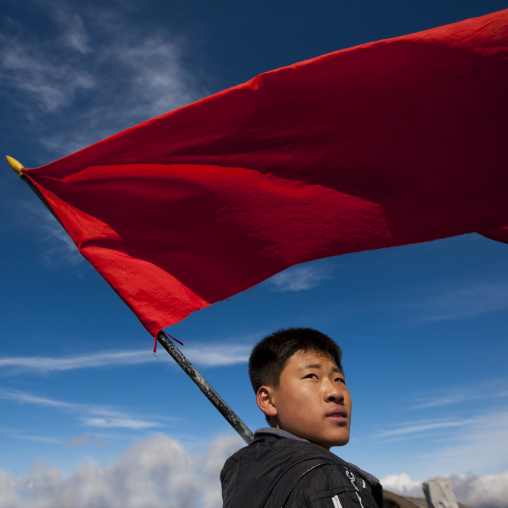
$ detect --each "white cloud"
[415,281,508,322]
[3,391,72,409]
[0,0,206,159]
[420,410,508,475]
[48,0,90,54]
[184,344,250,367]
[450,470,508,508]
[66,434,104,448]
[9,200,84,269]
[6,434,64,445]
[2,0,208,269]
[374,410,508,479]
[381,471,508,508]
[1,432,507,508]
[268,260,334,292]
[82,417,158,430]
[0,343,249,376]
[0,433,243,508]
[406,382,508,411]
[38,215,83,267]
[381,472,423,497]
[375,418,469,440]
[0,350,152,374]
[0,1,96,114]
[0,389,164,431]
[0,34,96,113]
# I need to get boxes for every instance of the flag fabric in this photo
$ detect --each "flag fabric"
[24,10,508,336]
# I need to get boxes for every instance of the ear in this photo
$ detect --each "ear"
[256,386,278,418]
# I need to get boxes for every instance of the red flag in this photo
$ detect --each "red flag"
[24,10,508,336]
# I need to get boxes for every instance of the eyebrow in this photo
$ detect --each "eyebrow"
[300,363,343,374]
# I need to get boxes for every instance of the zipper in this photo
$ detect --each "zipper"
[280,462,327,508]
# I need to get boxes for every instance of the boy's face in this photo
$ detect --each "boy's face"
[259,349,351,449]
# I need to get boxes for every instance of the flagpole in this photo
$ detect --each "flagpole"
[157,332,253,444]
[6,155,254,445]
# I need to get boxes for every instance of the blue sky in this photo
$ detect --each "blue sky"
[1,1,508,506]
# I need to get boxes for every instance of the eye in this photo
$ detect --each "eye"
[304,373,318,379]
[335,377,346,384]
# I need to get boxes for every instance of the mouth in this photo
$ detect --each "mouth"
[326,408,348,424]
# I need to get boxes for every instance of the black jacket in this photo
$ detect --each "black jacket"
[221,428,383,508]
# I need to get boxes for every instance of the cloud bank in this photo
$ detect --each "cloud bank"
[382,470,508,508]
[0,434,242,508]
[0,432,506,508]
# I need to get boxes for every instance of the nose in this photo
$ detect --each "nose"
[323,379,344,403]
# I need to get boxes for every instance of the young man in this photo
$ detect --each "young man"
[221,327,383,507]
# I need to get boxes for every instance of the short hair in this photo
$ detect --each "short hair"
[249,327,343,394]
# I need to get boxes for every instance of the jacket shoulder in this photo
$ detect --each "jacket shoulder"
[286,462,382,508]
[221,435,312,507]
[221,434,382,508]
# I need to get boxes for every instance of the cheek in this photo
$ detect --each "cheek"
[292,383,314,400]
[278,384,314,412]
[292,386,321,414]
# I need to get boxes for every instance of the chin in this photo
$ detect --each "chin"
[326,434,350,449]
[311,436,350,450]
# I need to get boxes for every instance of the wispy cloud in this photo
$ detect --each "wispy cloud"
[0,342,250,376]
[0,389,164,431]
[404,380,508,411]
[375,409,508,478]
[0,350,152,375]
[374,418,469,440]
[0,427,65,445]
[66,433,104,447]
[352,278,508,328]
[9,200,84,269]
[184,344,251,367]
[420,410,508,474]
[0,30,95,113]
[268,260,334,292]
[49,0,90,54]
[83,416,158,430]
[413,281,508,322]
[408,391,508,412]
[0,0,206,159]
[2,0,208,269]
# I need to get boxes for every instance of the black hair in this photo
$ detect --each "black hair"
[249,327,343,395]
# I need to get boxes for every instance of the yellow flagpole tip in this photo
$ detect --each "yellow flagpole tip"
[6,156,25,177]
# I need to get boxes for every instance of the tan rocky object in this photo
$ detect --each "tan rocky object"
[422,478,459,508]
